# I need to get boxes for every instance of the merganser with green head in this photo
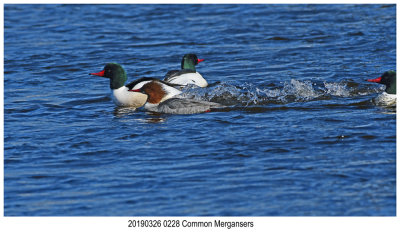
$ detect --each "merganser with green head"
[164,54,208,87]
[367,70,396,106]
[89,63,149,107]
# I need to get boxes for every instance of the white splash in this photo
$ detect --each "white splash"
[323,81,350,97]
[178,78,380,107]
[282,79,321,101]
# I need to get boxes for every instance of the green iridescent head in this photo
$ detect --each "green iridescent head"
[180,54,204,71]
[90,63,127,89]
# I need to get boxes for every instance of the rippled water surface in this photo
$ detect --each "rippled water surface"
[4,4,396,216]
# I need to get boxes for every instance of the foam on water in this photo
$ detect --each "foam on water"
[323,81,351,97]
[181,79,382,107]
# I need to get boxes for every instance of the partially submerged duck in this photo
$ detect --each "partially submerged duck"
[367,71,396,106]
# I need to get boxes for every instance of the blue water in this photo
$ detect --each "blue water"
[4,4,396,216]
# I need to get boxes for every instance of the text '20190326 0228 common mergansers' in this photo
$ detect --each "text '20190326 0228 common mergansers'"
[367,70,396,106]
[129,79,223,114]
[164,54,208,88]
[89,63,152,108]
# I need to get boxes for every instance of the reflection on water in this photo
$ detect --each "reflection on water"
[113,106,137,117]
[375,103,396,114]
[142,116,167,123]
[113,106,168,123]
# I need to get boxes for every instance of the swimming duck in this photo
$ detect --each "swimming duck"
[367,71,396,106]
[89,63,149,107]
[129,79,223,114]
[164,54,208,87]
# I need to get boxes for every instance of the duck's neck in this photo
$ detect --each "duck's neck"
[110,72,127,90]
[181,61,196,71]
[386,80,396,94]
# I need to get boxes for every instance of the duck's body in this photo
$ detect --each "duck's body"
[164,54,208,87]
[110,86,147,107]
[372,92,396,106]
[90,63,148,107]
[146,98,222,114]
[367,71,396,106]
[165,70,207,87]
[130,80,222,114]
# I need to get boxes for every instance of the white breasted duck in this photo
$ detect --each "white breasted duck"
[367,71,396,106]
[129,79,223,114]
[89,63,150,107]
[164,54,208,87]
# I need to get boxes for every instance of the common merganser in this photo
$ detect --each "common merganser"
[164,54,208,87]
[129,79,223,114]
[367,71,396,106]
[89,63,148,107]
